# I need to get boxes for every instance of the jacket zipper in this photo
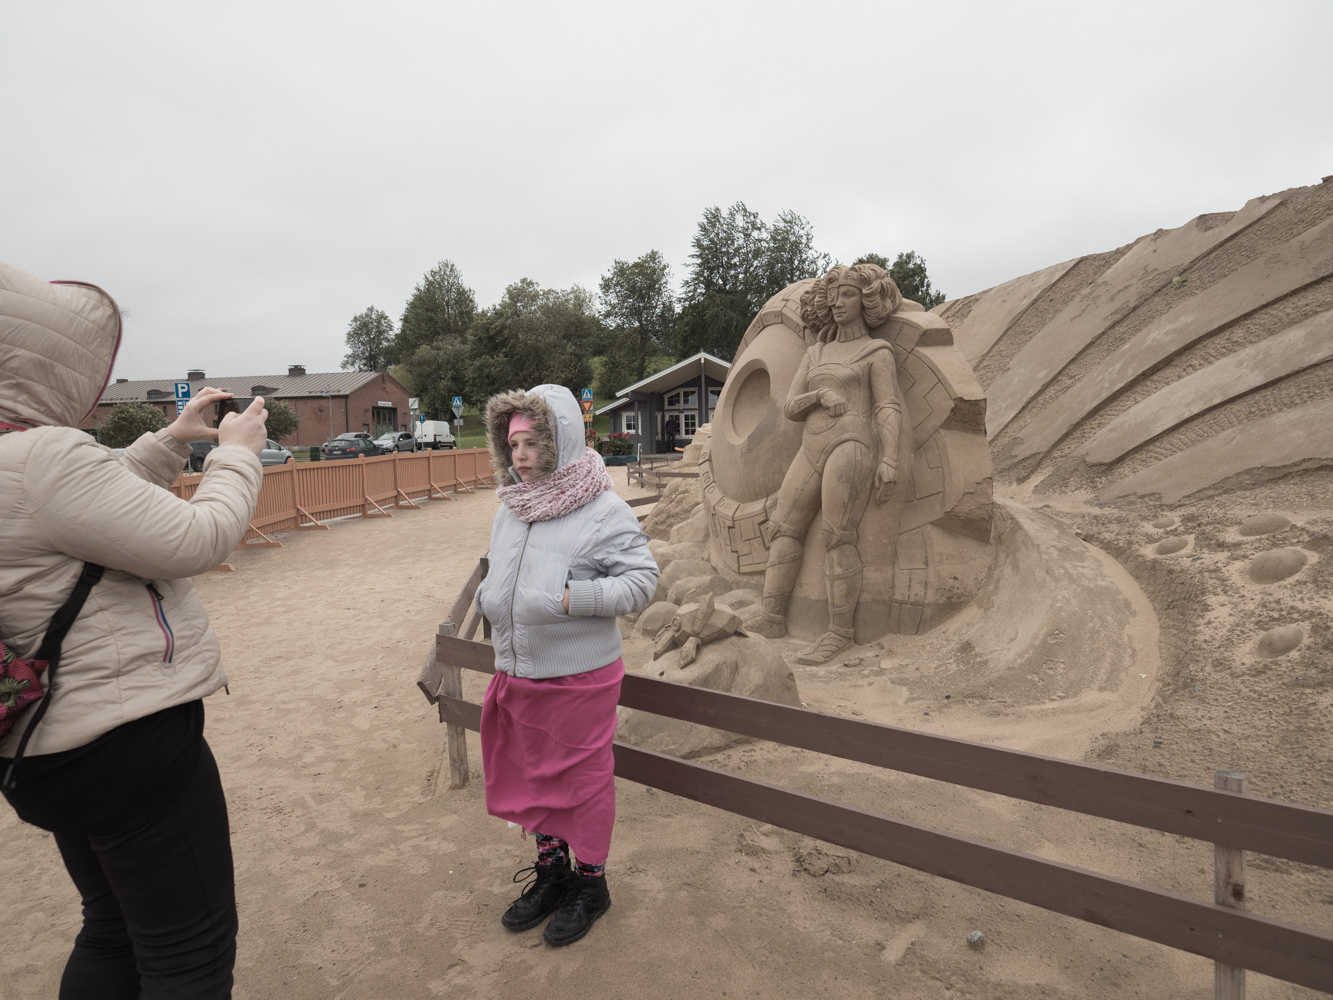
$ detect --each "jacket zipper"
[508,523,532,676]
[146,584,175,664]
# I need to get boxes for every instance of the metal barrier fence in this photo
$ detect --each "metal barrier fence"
[170,449,494,555]
[417,559,1333,998]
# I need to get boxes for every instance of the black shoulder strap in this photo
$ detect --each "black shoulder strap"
[2,562,104,793]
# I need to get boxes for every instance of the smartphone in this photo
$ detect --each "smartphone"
[214,397,255,427]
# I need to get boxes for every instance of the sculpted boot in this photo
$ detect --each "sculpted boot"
[501,861,572,931]
[746,532,803,638]
[795,532,861,664]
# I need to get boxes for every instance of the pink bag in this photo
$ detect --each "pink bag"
[0,563,103,792]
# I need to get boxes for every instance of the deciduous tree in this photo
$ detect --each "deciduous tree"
[466,280,598,404]
[341,306,395,371]
[97,402,168,448]
[853,251,946,309]
[599,250,676,390]
[392,260,477,364]
[676,202,830,360]
[263,398,301,442]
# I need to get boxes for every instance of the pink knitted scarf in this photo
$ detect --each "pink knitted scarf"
[497,447,613,523]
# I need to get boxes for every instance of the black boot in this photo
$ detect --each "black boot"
[501,862,572,931]
[542,872,611,946]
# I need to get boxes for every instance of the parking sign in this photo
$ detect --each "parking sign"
[176,399,188,414]
[173,381,192,400]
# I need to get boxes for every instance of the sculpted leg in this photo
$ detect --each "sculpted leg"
[747,455,821,638]
[795,442,873,663]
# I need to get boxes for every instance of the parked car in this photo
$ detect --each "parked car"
[416,419,456,450]
[374,431,417,453]
[185,440,216,473]
[322,432,378,459]
[260,439,294,466]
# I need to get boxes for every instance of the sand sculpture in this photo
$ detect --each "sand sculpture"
[699,263,995,657]
[652,594,747,666]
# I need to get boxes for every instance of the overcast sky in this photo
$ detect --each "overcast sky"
[3,0,1330,381]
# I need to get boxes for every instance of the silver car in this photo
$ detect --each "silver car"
[259,439,294,466]
[374,431,417,453]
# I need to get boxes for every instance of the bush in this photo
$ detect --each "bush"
[601,432,635,456]
[264,398,300,442]
[97,402,168,448]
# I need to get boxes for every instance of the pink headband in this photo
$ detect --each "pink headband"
[508,412,535,440]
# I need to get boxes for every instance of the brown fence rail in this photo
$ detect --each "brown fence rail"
[627,452,688,489]
[417,563,1333,996]
[169,448,494,550]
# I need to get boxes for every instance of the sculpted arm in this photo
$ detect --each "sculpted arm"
[782,352,825,421]
[870,351,904,494]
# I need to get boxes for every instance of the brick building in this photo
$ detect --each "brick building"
[83,366,414,447]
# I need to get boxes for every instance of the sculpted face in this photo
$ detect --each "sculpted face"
[831,283,865,327]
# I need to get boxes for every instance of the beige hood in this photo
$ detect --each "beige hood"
[0,261,122,429]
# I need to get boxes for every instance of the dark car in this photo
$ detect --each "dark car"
[185,440,216,473]
[322,432,379,459]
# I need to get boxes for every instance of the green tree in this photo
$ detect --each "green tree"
[391,260,477,365]
[853,251,947,309]
[97,402,168,448]
[341,306,395,371]
[466,280,599,404]
[676,202,830,360]
[263,398,301,442]
[599,250,676,391]
[403,338,473,418]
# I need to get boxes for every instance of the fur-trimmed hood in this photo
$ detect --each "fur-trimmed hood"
[484,384,587,485]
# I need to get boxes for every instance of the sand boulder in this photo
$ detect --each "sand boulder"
[1239,512,1292,537]
[1247,548,1307,583]
[1257,625,1304,658]
[616,634,800,758]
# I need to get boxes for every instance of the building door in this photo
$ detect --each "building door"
[371,407,397,438]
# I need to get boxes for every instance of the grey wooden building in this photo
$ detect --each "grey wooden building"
[596,352,730,455]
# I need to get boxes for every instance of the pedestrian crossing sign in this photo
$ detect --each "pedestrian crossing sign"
[580,388,593,401]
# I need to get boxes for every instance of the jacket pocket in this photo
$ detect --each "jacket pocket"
[511,553,570,626]
[146,584,175,664]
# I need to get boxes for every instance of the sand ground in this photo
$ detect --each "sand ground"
[3,475,1330,998]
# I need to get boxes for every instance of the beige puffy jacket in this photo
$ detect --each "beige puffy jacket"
[0,262,263,756]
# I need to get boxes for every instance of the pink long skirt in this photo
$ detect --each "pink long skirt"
[479,658,624,867]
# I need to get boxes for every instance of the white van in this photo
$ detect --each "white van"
[416,420,456,450]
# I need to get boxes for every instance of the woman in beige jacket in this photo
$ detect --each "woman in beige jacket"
[0,262,266,999]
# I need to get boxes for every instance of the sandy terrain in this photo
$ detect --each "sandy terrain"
[4,466,1329,999]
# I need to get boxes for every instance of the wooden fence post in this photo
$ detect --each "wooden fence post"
[439,621,469,789]
[1215,769,1247,1000]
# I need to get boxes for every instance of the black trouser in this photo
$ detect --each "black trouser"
[3,705,236,999]
[54,742,236,998]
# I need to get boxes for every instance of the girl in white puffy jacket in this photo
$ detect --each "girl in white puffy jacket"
[474,383,657,947]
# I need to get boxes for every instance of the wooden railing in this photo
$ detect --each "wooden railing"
[169,449,494,562]
[627,452,699,490]
[417,560,1333,997]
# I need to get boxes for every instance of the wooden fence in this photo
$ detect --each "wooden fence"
[627,452,699,490]
[417,560,1333,997]
[169,449,494,561]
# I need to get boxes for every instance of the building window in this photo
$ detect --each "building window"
[682,411,698,436]
[708,388,719,406]
[623,412,638,433]
[665,388,697,408]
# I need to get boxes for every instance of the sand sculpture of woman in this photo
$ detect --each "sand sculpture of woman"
[746,263,905,663]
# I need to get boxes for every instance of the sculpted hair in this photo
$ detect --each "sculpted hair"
[799,263,903,336]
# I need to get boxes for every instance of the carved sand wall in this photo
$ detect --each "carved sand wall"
[699,281,994,639]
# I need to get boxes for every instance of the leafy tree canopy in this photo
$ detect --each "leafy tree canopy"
[466,280,600,405]
[676,202,830,360]
[98,402,168,448]
[599,250,676,390]
[853,251,947,310]
[403,338,473,420]
[264,398,301,442]
[391,260,477,365]
[341,306,395,371]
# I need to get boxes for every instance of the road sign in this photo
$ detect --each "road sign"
[452,396,464,419]
[581,400,594,413]
[176,399,188,414]
[583,414,593,424]
[580,388,593,402]
[408,397,419,411]
[173,381,192,400]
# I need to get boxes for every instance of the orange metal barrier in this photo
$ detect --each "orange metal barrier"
[170,448,494,548]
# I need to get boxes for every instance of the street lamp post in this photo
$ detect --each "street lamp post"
[323,386,333,444]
